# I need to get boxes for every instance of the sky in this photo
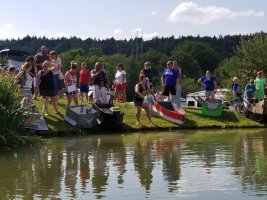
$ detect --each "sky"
[0,0,266,41]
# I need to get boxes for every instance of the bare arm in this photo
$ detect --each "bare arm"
[14,71,24,80]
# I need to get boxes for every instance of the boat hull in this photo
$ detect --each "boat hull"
[153,101,185,124]
[92,103,124,130]
[64,105,99,128]
[243,98,267,122]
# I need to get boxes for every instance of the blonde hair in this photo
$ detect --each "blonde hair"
[233,77,239,83]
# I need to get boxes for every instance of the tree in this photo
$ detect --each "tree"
[171,40,221,79]
[215,33,267,88]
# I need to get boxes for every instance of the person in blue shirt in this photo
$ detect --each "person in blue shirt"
[232,77,243,114]
[244,79,256,99]
[197,70,217,99]
[161,61,178,101]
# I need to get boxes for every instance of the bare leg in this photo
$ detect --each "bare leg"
[136,106,142,124]
[73,94,79,106]
[43,96,49,115]
[66,94,72,108]
[51,96,60,113]
[143,105,152,123]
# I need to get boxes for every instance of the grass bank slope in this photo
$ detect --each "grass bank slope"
[33,99,265,134]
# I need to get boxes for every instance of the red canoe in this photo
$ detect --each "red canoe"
[153,101,185,124]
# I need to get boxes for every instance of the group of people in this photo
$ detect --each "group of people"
[6,45,266,124]
[133,60,182,125]
[197,69,266,115]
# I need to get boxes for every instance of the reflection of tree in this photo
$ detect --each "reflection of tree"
[156,136,182,192]
[112,143,126,185]
[91,138,110,197]
[134,137,154,191]
[65,148,79,199]
[79,151,90,191]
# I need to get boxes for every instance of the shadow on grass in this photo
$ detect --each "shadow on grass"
[186,109,239,123]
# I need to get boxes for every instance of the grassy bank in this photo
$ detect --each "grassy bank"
[33,98,265,134]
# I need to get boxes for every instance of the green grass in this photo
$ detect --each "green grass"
[33,98,265,134]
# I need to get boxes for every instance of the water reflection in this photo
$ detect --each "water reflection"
[0,130,267,199]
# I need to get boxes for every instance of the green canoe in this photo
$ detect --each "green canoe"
[201,99,222,117]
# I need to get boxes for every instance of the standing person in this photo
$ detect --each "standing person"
[254,71,266,100]
[161,61,178,101]
[114,63,127,103]
[65,62,79,108]
[134,74,156,125]
[197,70,217,99]
[79,62,91,103]
[15,62,33,106]
[36,61,60,116]
[91,62,109,103]
[26,56,38,99]
[232,77,243,114]
[244,79,256,99]
[50,51,61,96]
[34,46,49,72]
[172,60,182,108]
[140,61,153,89]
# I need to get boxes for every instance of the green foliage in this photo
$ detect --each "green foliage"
[181,77,199,96]
[215,33,267,88]
[0,73,25,142]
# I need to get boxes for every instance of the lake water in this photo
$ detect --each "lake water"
[1,129,267,200]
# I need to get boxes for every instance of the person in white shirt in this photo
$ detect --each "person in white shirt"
[15,62,33,106]
[114,63,127,103]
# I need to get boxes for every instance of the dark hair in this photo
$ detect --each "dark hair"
[25,56,34,62]
[117,63,124,70]
[71,61,78,69]
[139,74,146,80]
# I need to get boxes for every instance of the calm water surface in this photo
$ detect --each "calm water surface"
[1,129,267,200]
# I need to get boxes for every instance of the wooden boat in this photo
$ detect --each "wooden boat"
[64,105,100,128]
[153,101,185,124]
[92,102,124,130]
[243,98,267,122]
[201,98,222,117]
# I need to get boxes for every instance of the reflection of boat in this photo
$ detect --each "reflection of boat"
[64,105,100,128]
[243,98,267,122]
[153,101,185,124]
[202,98,222,117]
[92,103,124,130]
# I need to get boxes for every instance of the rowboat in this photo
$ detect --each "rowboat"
[64,105,100,128]
[201,98,222,117]
[92,102,124,130]
[153,101,185,124]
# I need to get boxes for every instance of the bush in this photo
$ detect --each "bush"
[0,72,25,143]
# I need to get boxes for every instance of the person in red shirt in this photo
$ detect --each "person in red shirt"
[65,62,79,108]
[79,62,91,102]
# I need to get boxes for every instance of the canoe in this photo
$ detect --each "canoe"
[243,98,267,122]
[64,105,100,128]
[201,98,222,117]
[92,102,124,130]
[153,101,185,124]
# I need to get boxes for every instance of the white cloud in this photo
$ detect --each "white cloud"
[168,2,265,25]
[0,23,22,39]
[113,28,123,35]
[143,32,158,40]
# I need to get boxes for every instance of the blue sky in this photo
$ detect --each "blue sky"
[0,0,266,40]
